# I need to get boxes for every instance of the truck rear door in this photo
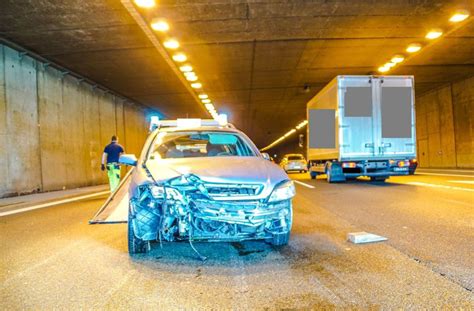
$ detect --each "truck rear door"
[373,77,416,158]
[339,76,376,159]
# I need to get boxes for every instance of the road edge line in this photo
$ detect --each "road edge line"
[0,191,110,217]
[293,180,316,189]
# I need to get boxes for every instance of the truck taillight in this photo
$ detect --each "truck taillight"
[342,162,356,168]
[398,160,409,167]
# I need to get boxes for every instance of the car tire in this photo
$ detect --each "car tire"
[128,214,150,254]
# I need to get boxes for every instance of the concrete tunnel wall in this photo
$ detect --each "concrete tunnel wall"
[416,76,474,169]
[0,44,150,198]
[269,75,474,169]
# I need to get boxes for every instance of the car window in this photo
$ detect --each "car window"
[288,155,304,160]
[148,131,256,159]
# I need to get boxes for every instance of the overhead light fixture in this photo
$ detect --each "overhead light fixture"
[391,55,405,63]
[378,66,390,73]
[191,82,202,89]
[163,39,180,49]
[205,103,215,110]
[296,120,308,130]
[450,10,469,22]
[150,19,169,32]
[385,62,396,68]
[425,29,443,39]
[406,43,422,53]
[198,94,208,99]
[184,71,196,77]
[202,99,211,104]
[172,53,187,62]
[135,0,155,8]
[186,75,198,82]
[179,65,193,72]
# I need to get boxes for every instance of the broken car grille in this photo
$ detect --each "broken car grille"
[203,183,263,198]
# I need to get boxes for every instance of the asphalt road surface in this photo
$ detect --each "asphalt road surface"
[1,171,473,309]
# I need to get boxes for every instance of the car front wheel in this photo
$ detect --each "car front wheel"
[128,214,150,254]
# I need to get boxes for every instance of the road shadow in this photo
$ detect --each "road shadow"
[127,233,347,277]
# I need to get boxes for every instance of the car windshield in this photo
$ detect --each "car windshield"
[148,131,256,159]
[288,155,304,160]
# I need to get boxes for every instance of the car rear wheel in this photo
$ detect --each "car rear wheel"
[128,214,150,254]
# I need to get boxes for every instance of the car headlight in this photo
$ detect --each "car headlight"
[268,180,296,203]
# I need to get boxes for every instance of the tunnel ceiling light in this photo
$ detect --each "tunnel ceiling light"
[202,99,211,104]
[172,53,187,62]
[450,10,469,22]
[391,55,405,63]
[406,43,422,53]
[205,103,215,110]
[184,71,196,77]
[135,0,155,8]
[385,62,396,68]
[186,75,198,81]
[191,82,202,89]
[179,65,193,72]
[151,19,169,32]
[378,66,390,73]
[296,120,308,129]
[425,29,443,39]
[198,94,208,99]
[163,39,180,49]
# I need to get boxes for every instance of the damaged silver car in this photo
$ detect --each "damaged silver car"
[91,119,295,257]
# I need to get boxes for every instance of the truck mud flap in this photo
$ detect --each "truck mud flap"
[89,169,133,224]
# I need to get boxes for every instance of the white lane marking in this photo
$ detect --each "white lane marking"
[416,172,474,178]
[293,180,316,189]
[406,182,474,192]
[417,169,474,173]
[0,191,110,217]
[448,180,474,185]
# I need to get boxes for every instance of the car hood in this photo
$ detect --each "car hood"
[136,157,289,199]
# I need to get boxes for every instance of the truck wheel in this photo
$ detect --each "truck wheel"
[370,176,387,182]
[326,162,345,183]
[128,214,150,255]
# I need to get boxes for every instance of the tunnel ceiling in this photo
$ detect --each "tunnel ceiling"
[1,0,473,147]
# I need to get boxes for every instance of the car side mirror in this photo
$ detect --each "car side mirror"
[119,154,137,166]
[261,152,271,161]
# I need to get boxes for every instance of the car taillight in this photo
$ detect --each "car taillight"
[411,159,417,163]
[342,162,356,168]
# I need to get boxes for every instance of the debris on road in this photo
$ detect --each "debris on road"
[348,232,388,244]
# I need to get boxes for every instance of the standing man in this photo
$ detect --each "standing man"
[101,135,124,192]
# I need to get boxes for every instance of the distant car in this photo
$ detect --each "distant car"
[280,154,308,173]
[91,118,295,256]
[409,158,418,175]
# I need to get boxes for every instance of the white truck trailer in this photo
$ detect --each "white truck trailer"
[307,75,416,182]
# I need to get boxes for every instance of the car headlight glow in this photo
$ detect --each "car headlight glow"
[268,180,296,203]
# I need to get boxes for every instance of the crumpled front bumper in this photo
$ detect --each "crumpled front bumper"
[192,199,290,226]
